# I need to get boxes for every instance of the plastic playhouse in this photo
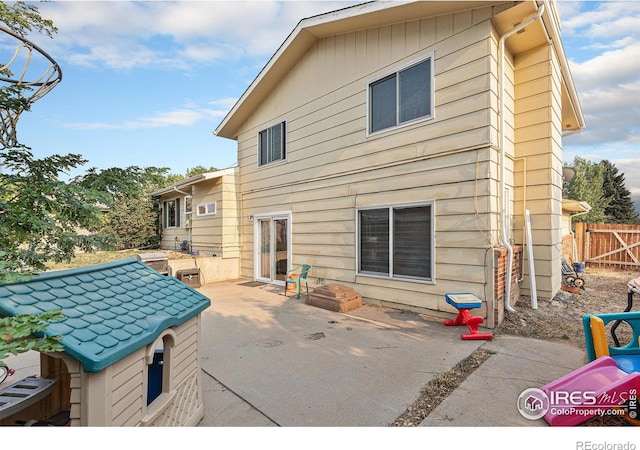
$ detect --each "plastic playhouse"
[532,276,640,426]
[0,259,211,426]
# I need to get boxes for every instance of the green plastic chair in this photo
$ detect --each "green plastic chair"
[284,264,312,299]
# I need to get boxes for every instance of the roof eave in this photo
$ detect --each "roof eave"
[149,167,237,197]
[539,0,585,132]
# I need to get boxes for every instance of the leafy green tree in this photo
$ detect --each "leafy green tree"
[0,149,113,283]
[0,310,64,360]
[0,2,58,128]
[0,2,56,38]
[0,2,91,360]
[600,160,639,224]
[99,195,158,250]
[563,157,608,223]
[74,166,175,250]
[186,165,218,178]
[75,166,172,204]
[0,2,115,283]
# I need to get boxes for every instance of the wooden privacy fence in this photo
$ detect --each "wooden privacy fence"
[574,223,640,269]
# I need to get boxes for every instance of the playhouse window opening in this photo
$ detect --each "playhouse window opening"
[147,339,167,406]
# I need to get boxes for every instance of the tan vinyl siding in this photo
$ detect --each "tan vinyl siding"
[157,172,240,260]
[190,179,223,254]
[235,8,503,316]
[172,318,199,386]
[513,43,564,299]
[111,351,145,426]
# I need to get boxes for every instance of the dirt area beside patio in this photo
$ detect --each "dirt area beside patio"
[392,267,640,427]
[495,267,640,350]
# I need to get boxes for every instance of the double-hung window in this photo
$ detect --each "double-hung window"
[163,198,181,228]
[368,55,434,134]
[258,121,286,166]
[358,202,434,282]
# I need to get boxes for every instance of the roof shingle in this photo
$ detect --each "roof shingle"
[0,258,211,372]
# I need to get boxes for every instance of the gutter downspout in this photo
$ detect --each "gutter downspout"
[171,186,192,243]
[570,208,591,261]
[498,3,545,313]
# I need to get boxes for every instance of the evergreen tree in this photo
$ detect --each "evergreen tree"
[600,160,639,224]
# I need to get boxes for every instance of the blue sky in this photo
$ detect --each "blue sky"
[6,1,640,209]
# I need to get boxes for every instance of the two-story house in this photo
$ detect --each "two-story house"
[214,0,584,327]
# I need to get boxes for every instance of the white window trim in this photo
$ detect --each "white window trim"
[366,53,435,137]
[257,120,287,167]
[356,200,435,284]
[196,201,217,216]
[163,197,182,229]
[252,211,292,285]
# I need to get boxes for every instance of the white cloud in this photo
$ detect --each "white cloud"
[570,43,640,90]
[561,2,640,151]
[36,1,360,70]
[65,106,212,130]
[561,1,640,38]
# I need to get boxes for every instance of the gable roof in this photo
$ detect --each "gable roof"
[214,0,583,139]
[0,259,211,373]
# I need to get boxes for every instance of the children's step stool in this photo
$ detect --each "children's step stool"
[444,293,493,340]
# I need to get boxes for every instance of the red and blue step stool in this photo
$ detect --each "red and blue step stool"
[444,293,493,340]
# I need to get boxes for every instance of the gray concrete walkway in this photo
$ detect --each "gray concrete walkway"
[196,280,589,427]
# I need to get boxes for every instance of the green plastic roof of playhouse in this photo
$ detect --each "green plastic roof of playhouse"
[0,258,211,373]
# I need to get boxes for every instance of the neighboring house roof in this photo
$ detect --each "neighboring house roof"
[562,199,592,213]
[149,167,237,197]
[214,0,584,140]
[0,259,211,373]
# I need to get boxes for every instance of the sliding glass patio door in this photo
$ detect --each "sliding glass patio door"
[255,213,290,285]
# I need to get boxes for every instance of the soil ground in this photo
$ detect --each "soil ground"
[496,267,640,427]
[392,267,640,427]
[496,267,640,350]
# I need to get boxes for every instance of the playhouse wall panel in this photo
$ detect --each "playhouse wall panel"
[111,351,145,426]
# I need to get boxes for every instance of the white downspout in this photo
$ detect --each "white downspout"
[570,209,591,261]
[498,3,545,313]
[170,186,192,242]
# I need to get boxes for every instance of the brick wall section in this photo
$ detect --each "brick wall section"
[494,246,523,326]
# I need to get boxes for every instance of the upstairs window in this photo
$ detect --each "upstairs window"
[258,121,286,166]
[368,55,434,134]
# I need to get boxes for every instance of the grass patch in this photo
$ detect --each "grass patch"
[46,250,192,271]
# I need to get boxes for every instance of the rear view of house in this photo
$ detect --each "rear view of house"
[215,0,584,327]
